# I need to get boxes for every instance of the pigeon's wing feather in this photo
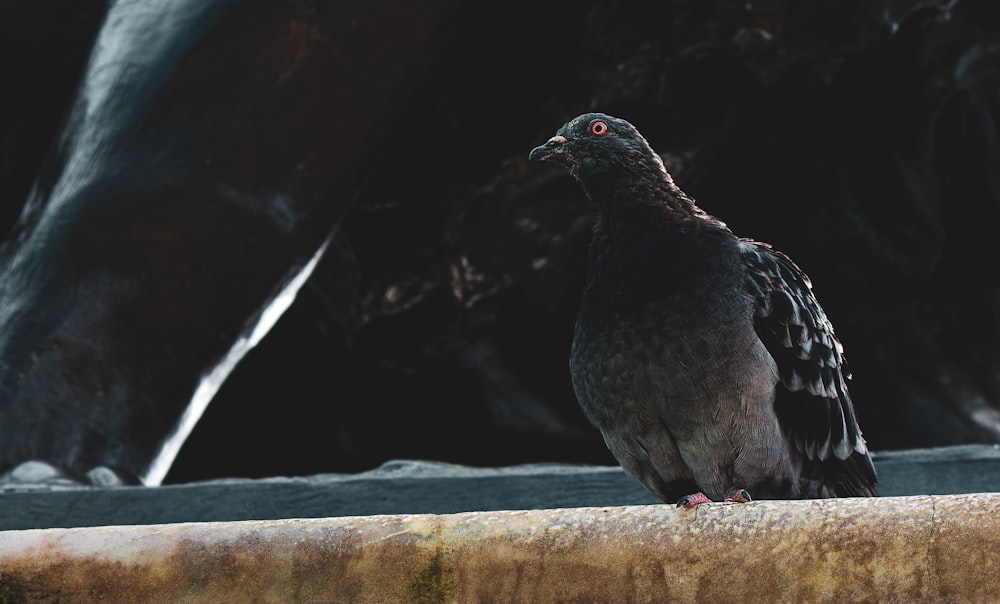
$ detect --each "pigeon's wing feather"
[741,240,878,496]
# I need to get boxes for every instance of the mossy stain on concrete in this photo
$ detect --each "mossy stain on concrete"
[0,576,29,604]
[408,525,454,603]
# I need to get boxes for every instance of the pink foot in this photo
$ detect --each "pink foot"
[677,489,752,509]
[724,489,752,504]
[676,492,712,509]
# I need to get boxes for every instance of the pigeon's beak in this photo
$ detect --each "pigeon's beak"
[528,135,568,163]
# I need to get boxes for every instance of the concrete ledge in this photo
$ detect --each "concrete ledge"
[2,493,998,602]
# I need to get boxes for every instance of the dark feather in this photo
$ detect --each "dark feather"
[742,242,878,495]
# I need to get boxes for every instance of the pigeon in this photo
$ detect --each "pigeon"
[528,112,877,506]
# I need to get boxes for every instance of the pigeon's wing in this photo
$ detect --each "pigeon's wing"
[740,240,878,496]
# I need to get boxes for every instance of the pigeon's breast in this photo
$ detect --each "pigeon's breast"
[570,293,769,423]
[569,226,778,429]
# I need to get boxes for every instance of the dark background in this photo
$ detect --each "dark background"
[2,0,999,483]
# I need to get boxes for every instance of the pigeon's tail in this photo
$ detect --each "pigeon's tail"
[830,451,879,497]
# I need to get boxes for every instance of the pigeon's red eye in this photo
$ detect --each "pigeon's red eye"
[590,120,608,135]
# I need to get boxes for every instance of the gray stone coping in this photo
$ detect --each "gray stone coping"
[1,444,998,530]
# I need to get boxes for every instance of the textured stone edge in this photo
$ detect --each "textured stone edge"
[1,493,999,603]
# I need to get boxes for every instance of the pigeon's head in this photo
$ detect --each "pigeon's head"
[528,113,665,182]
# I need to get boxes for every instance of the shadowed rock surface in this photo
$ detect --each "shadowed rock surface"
[0,0,460,484]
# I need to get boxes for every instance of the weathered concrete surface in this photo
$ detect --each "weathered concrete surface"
[0,493,998,603]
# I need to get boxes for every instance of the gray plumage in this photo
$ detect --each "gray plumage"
[529,112,877,503]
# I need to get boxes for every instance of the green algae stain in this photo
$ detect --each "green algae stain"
[0,578,27,604]
[408,531,455,603]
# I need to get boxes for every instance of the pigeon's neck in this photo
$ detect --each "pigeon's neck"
[582,157,718,235]
[582,165,737,315]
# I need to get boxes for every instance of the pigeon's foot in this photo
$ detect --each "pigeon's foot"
[676,492,713,509]
[676,489,752,509]
[725,488,752,503]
